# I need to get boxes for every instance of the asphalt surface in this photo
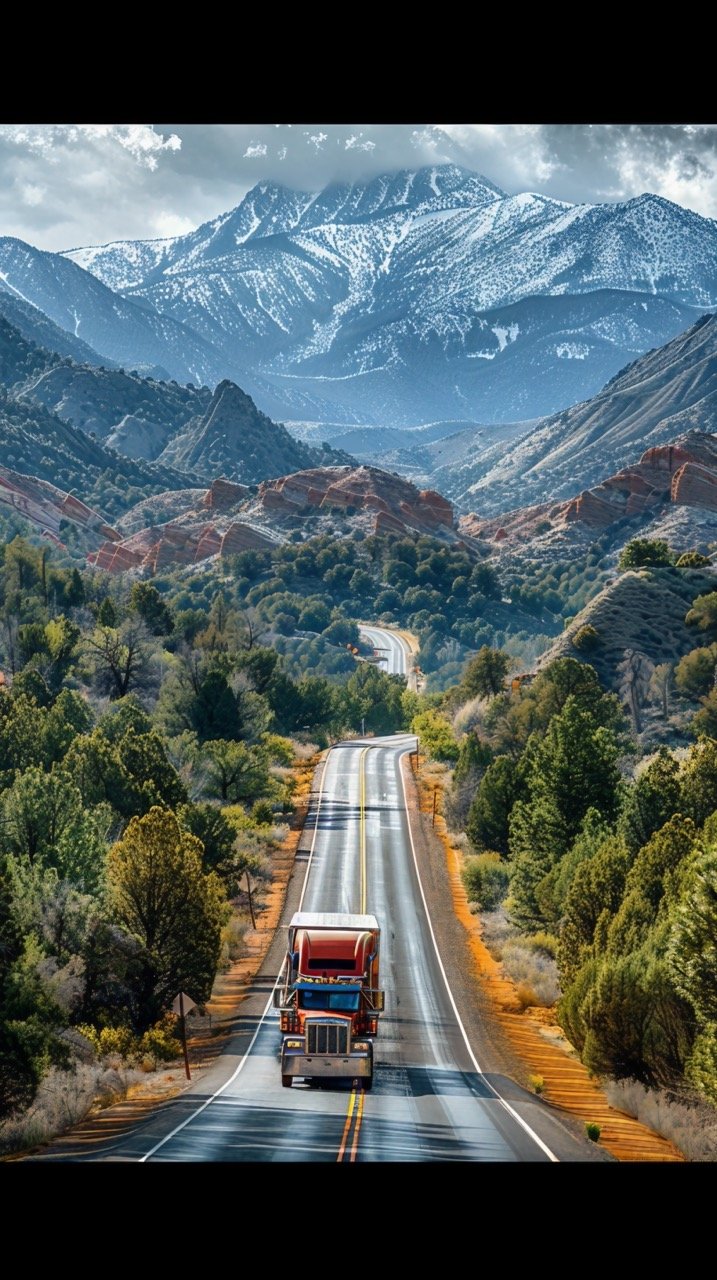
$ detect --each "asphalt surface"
[36,734,602,1162]
[359,625,410,678]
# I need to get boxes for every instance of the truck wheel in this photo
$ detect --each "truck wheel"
[282,1074,293,1088]
[363,1077,373,1093]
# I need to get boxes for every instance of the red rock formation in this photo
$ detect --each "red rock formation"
[220,522,278,555]
[672,461,717,511]
[201,478,250,511]
[0,467,119,544]
[256,465,455,536]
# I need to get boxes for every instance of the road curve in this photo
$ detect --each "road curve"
[359,625,412,681]
[41,736,592,1162]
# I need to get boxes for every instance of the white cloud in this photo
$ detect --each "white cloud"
[345,133,376,153]
[0,124,181,171]
[1,123,716,253]
[19,182,45,207]
[152,211,196,238]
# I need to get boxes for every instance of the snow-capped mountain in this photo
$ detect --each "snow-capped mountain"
[30,164,717,426]
[0,236,230,386]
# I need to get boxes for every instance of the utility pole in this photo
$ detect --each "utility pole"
[246,869,256,929]
[432,786,438,826]
[179,992,191,1081]
[361,716,365,736]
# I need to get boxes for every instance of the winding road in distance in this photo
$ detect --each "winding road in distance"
[359,624,416,687]
[40,729,597,1162]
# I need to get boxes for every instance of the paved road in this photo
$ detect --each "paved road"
[49,734,600,1162]
[359,625,412,682]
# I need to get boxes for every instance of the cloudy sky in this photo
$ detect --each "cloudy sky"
[2,123,716,251]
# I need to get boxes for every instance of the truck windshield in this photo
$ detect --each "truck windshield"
[300,991,361,1012]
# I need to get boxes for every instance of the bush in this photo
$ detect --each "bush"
[619,539,674,570]
[528,1074,545,1094]
[78,1015,181,1066]
[251,799,275,826]
[78,1025,136,1059]
[139,1014,182,1064]
[462,853,509,910]
[500,940,561,1007]
[585,1122,601,1142]
[572,624,599,652]
[675,645,717,699]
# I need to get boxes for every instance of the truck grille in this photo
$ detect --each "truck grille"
[307,1021,349,1055]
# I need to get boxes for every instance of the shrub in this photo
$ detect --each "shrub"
[528,1074,545,1094]
[501,941,561,1007]
[572,624,599,652]
[78,1025,136,1059]
[139,1014,182,1064]
[585,1122,601,1142]
[462,852,509,910]
[251,799,275,826]
[618,539,674,570]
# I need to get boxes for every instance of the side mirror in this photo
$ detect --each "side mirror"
[273,988,286,1008]
[372,990,385,1012]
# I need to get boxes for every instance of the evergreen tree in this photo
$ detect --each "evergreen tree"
[107,807,227,1031]
[467,755,520,854]
[618,748,682,856]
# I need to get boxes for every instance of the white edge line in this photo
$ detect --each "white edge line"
[139,749,331,1162]
[396,740,560,1163]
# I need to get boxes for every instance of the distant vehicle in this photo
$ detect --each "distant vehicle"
[274,912,384,1089]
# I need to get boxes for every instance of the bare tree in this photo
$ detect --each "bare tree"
[0,611,20,676]
[649,662,674,721]
[618,649,655,733]
[84,618,155,701]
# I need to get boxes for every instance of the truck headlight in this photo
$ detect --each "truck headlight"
[285,1039,303,1048]
[353,1041,369,1051]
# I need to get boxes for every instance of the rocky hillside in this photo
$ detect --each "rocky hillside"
[20,361,212,445]
[538,567,716,692]
[87,465,465,576]
[0,392,187,523]
[0,237,227,386]
[454,314,717,514]
[0,318,353,489]
[460,428,717,566]
[248,465,456,536]
[13,163,715,429]
[158,381,351,482]
[0,292,114,369]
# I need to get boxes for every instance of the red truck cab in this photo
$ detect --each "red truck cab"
[275,912,384,1089]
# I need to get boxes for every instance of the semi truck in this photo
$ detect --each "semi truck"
[274,912,384,1089]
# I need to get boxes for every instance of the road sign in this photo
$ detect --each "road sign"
[171,993,197,1016]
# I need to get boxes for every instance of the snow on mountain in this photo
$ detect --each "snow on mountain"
[0,236,229,387]
[42,164,717,427]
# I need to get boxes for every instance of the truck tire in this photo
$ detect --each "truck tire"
[363,1077,373,1092]
[282,1074,293,1088]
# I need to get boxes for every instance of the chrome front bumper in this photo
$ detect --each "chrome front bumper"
[281,1052,372,1079]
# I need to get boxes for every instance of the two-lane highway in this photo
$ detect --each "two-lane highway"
[359,625,417,688]
[53,734,601,1163]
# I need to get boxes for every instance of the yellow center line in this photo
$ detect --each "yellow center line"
[337,745,371,1162]
[349,1089,365,1162]
[337,1088,357,1162]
